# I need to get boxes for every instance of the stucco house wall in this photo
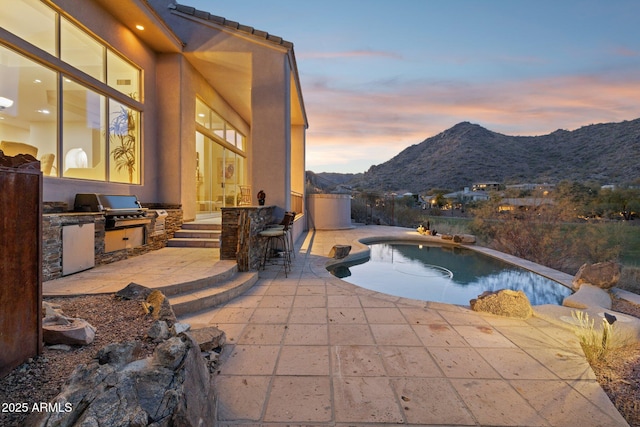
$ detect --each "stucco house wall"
[2,0,308,276]
[3,0,307,227]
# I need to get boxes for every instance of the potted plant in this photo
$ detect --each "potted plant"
[109,106,136,183]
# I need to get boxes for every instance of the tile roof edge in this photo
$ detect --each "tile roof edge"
[171,3,293,49]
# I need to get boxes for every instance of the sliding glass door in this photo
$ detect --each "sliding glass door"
[196,132,247,215]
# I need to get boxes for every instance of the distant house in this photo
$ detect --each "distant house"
[498,198,554,212]
[505,183,555,194]
[443,187,490,203]
[472,181,501,192]
[0,0,308,240]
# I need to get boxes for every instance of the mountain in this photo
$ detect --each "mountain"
[341,119,640,193]
[306,171,362,193]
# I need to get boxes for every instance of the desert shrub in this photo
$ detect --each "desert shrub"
[469,198,619,275]
[618,266,640,294]
[572,311,632,364]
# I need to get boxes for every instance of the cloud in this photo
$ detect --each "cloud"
[304,73,640,172]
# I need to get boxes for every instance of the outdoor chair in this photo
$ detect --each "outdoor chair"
[259,212,295,276]
[266,211,296,258]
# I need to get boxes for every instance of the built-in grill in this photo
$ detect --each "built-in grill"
[74,193,150,229]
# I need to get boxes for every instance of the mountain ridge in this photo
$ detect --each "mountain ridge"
[312,119,640,193]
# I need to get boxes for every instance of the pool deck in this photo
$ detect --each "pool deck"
[43,225,635,426]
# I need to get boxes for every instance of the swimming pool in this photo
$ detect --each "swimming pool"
[328,242,572,306]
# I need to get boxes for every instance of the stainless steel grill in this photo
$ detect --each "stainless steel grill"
[74,193,151,229]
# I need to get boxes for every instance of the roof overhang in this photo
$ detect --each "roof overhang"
[171,4,308,128]
[93,0,183,53]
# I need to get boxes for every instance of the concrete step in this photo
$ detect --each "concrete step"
[166,238,219,248]
[173,229,221,239]
[181,222,221,231]
[158,261,237,297]
[170,271,259,317]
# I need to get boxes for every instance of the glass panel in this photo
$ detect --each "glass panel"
[107,50,140,100]
[237,133,246,151]
[108,99,139,184]
[196,132,207,213]
[225,125,236,146]
[225,151,237,206]
[0,0,56,56]
[61,17,105,82]
[61,79,105,180]
[195,98,210,128]
[211,110,225,141]
[0,46,58,176]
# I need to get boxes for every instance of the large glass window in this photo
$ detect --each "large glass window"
[62,79,106,180]
[0,1,142,183]
[108,100,140,184]
[60,17,105,82]
[107,51,140,101]
[195,98,245,152]
[195,99,247,214]
[0,0,57,56]
[0,46,58,176]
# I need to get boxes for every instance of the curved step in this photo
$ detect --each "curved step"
[170,272,259,317]
[157,261,237,296]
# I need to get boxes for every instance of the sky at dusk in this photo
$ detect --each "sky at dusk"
[187,0,640,173]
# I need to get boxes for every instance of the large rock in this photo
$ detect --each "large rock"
[328,245,351,259]
[572,261,621,290]
[43,315,96,346]
[563,283,612,310]
[453,234,476,244]
[190,326,226,352]
[115,282,154,301]
[28,333,216,427]
[470,289,533,319]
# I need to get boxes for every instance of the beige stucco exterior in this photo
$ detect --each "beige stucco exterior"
[3,0,307,232]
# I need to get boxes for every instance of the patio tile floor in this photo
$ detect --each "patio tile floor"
[43,225,630,426]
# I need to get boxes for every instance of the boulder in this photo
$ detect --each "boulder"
[28,334,215,427]
[147,320,170,343]
[189,326,226,352]
[115,282,154,301]
[328,245,351,259]
[572,261,621,290]
[470,289,533,319]
[453,234,476,244]
[97,341,145,367]
[563,283,612,310]
[43,316,96,346]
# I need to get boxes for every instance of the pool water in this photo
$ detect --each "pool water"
[328,243,572,306]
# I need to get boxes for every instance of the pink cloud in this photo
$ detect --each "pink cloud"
[613,46,640,57]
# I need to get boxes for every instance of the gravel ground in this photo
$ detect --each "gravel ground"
[0,295,157,427]
[1,294,639,427]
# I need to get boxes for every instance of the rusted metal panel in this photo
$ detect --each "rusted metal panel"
[0,166,43,378]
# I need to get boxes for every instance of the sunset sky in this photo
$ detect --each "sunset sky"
[188,0,640,173]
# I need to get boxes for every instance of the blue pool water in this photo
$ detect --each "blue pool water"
[328,242,572,306]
